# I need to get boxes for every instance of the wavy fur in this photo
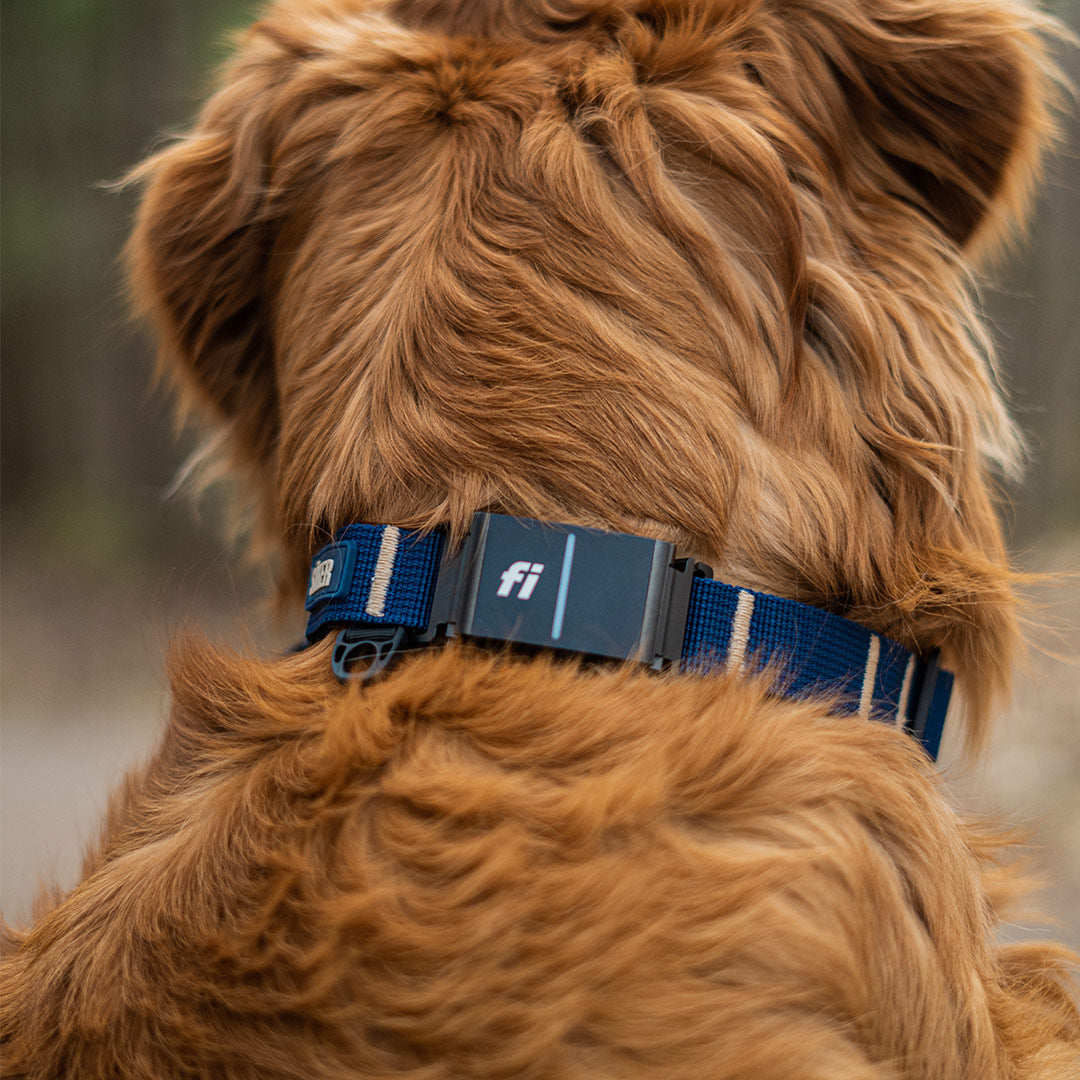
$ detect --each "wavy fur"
[3,0,1077,1075]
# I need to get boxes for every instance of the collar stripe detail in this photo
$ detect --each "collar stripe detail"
[678,575,949,752]
[726,590,754,672]
[896,656,916,726]
[859,634,881,721]
[365,525,401,618]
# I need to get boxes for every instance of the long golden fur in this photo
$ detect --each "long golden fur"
[3,0,1078,1075]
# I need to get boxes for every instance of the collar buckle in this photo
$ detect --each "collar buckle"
[331,624,411,682]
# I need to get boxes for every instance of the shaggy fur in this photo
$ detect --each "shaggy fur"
[3,0,1078,1075]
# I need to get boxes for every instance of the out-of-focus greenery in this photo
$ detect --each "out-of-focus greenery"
[1,0,255,563]
[1,0,1077,567]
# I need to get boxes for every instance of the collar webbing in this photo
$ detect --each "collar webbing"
[303,514,952,759]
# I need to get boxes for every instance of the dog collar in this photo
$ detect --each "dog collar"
[303,512,952,759]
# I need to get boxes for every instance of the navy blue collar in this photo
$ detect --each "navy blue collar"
[303,513,952,759]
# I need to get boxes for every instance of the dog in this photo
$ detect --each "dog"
[3,0,1078,1075]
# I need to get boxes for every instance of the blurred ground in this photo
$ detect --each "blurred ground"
[2,531,1078,947]
[1,522,296,925]
[937,536,1080,948]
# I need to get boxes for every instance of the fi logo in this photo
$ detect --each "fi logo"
[496,561,545,600]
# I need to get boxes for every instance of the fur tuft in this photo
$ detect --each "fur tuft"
[3,643,1078,1076]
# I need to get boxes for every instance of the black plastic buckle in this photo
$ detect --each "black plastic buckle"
[331,625,411,682]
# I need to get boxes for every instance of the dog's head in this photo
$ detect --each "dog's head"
[128,0,1057,743]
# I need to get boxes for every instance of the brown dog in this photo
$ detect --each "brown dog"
[3,0,1078,1075]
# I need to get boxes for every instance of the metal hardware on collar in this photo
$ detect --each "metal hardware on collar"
[302,512,955,759]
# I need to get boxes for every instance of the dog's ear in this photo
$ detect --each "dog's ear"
[784,0,1055,250]
[127,26,297,465]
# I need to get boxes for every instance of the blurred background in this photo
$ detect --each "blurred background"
[2,1,1078,945]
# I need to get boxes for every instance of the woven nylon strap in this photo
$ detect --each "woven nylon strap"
[305,525,445,638]
[305,523,951,758]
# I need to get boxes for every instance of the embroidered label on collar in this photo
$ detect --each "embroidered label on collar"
[305,541,356,606]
